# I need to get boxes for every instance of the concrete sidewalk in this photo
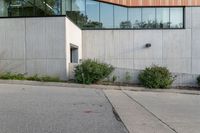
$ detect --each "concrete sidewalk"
[104,90,200,133]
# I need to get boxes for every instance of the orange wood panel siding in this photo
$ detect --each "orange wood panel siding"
[98,0,200,6]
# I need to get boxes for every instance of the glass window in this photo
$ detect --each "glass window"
[0,0,9,17]
[22,0,36,16]
[100,3,114,28]
[72,0,85,14]
[170,8,183,28]
[85,0,101,28]
[114,5,128,28]
[156,8,170,28]
[67,0,86,27]
[142,8,156,28]
[45,0,62,15]
[65,0,71,12]
[128,8,142,29]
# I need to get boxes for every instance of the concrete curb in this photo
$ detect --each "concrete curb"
[0,79,199,95]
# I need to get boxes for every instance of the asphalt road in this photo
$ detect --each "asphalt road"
[0,84,128,133]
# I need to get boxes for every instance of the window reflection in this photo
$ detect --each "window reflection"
[67,0,87,27]
[85,0,101,28]
[142,8,156,28]
[128,8,142,28]
[100,3,114,28]
[156,8,170,28]
[114,6,128,28]
[0,0,8,17]
[0,0,184,30]
[0,0,63,17]
[72,0,85,14]
[170,8,183,28]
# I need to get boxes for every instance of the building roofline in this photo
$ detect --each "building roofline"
[97,0,200,7]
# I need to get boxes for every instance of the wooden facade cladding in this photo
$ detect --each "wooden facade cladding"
[97,0,200,7]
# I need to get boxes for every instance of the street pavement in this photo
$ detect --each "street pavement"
[104,90,200,133]
[0,84,128,133]
[0,83,199,133]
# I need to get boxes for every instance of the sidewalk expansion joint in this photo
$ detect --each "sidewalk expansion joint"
[103,91,130,133]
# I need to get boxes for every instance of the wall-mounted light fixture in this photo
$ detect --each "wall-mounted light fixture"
[145,43,151,48]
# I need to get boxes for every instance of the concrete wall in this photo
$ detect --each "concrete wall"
[65,17,82,79]
[82,7,200,86]
[0,17,67,80]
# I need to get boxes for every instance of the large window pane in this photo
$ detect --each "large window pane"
[114,6,128,28]
[22,0,36,16]
[65,0,71,11]
[156,8,170,28]
[85,0,101,28]
[45,0,62,15]
[67,0,86,27]
[100,3,113,28]
[170,8,183,28]
[34,0,46,16]
[8,0,24,16]
[128,8,142,29]
[0,0,9,17]
[142,8,156,28]
[72,0,85,14]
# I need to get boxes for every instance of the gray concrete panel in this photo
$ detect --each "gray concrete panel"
[163,30,191,59]
[45,17,66,59]
[0,60,25,74]
[0,17,68,80]
[46,59,67,80]
[26,18,47,59]
[192,7,200,29]
[185,7,192,29]
[133,30,163,60]
[26,59,47,76]
[0,19,25,59]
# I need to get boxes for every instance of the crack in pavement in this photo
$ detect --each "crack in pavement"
[103,91,130,133]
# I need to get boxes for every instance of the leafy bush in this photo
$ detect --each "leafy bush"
[197,76,200,86]
[75,59,114,84]
[138,65,174,89]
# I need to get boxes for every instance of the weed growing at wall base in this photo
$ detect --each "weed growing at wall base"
[0,72,60,82]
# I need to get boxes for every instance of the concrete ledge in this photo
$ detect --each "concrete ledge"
[0,79,199,95]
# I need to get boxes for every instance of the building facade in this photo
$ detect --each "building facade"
[0,0,200,86]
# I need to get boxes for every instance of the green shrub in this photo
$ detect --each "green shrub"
[197,76,200,86]
[75,59,114,84]
[138,65,174,89]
